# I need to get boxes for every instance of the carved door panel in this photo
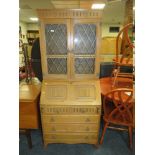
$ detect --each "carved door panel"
[40,19,71,80]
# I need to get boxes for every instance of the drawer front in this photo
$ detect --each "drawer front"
[42,115,100,124]
[42,123,98,133]
[44,133,98,141]
[44,138,97,144]
[40,105,101,115]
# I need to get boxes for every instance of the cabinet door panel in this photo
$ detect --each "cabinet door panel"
[71,19,101,79]
[40,19,70,79]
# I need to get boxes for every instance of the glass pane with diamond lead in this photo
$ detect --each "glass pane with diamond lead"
[45,24,67,55]
[47,58,67,74]
[75,58,95,74]
[74,24,96,55]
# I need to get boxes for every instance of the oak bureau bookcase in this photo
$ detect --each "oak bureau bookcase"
[37,9,103,146]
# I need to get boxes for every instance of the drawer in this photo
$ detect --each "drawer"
[42,115,100,124]
[42,123,98,133]
[44,138,97,144]
[44,133,98,141]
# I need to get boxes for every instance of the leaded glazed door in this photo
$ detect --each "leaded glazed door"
[70,19,100,80]
[40,19,71,80]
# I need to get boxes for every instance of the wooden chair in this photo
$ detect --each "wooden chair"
[100,88,134,149]
[112,23,135,87]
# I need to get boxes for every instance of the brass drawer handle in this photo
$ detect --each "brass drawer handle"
[85,136,89,140]
[92,135,96,139]
[51,135,56,139]
[81,109,85,113]
[85,118,91,122]
[51,127,56,132]
[86,127,90,131]
[50,118,55,122]
[96,107,101,114]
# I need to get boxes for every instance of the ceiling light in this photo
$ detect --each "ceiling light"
[29,17,38,21]
[91,4,105,10]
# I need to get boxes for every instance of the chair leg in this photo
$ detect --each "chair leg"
[100,122,109,144]
[128,126,133,149]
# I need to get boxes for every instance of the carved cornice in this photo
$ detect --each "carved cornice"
[37,9,103,19]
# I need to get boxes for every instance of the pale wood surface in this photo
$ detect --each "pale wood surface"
[44,137,98,145]
[19,83,41,102]
[44,133,98,139]
[42,115,100,124]
[40,80,101,106]
[37,9,103,19]
[43,132,98,144]
[42,123,98,133]
[19,82,41,129]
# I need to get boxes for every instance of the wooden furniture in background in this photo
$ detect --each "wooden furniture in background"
[37,9,102,146]
[19,81,41,148]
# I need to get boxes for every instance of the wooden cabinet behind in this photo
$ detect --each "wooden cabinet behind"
[37,9,103,146]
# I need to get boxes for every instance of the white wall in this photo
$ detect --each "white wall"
[27,23,39,30]
[102,23,123,38]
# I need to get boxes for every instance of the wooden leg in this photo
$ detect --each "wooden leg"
[129,126,133,149]
[44,142,48,149]
[93,142,99,148]
[25,130,32,149]
[100,122,109,145]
